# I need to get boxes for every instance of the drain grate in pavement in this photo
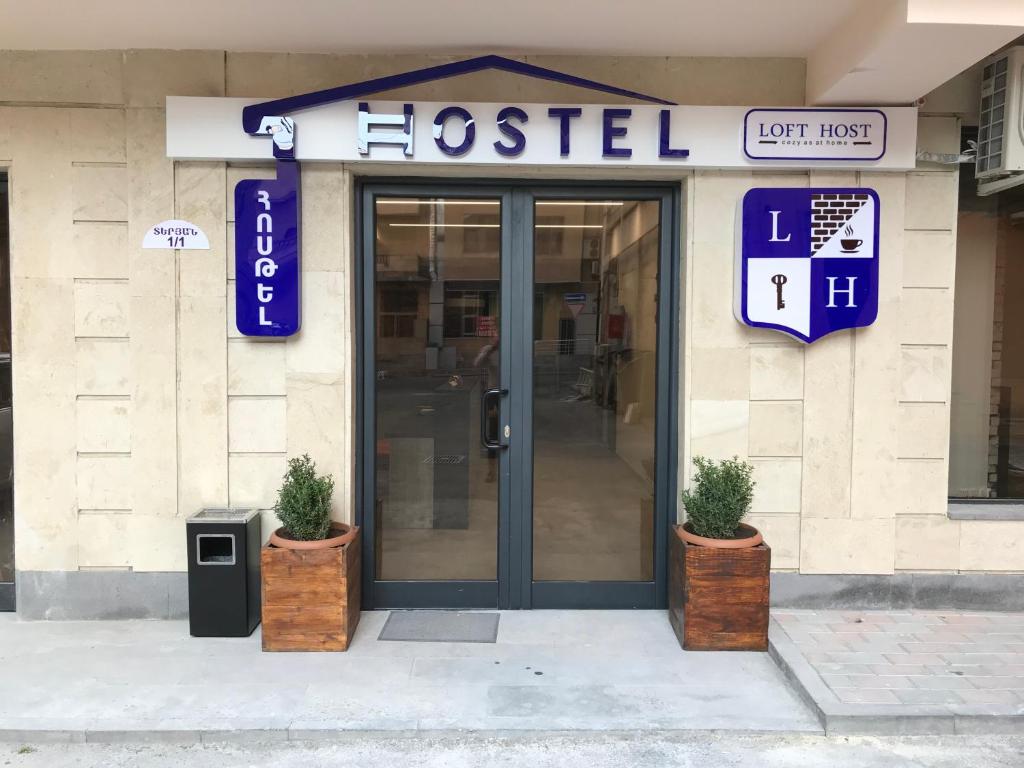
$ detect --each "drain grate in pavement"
[378,610,499,643]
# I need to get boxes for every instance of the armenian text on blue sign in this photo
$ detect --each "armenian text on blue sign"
[234,162,301,337]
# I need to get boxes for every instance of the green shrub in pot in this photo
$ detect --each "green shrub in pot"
[680,456,755,540]
[274,454,335,541]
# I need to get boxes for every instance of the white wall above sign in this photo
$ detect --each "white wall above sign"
[142,220,210,250]
[165,98,919,171]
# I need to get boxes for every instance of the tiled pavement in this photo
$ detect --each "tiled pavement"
[770,609,1024,734]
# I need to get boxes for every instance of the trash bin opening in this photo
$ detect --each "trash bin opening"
[197,534,235,565]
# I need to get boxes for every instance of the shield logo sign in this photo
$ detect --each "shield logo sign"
[735,188,879,343]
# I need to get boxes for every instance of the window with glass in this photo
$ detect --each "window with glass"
[378,286,419,338]
[444,287,497,338]
[949,132,1024,500]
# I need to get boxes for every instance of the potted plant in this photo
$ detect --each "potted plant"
[669,456,770,651]
[261,454,361,651]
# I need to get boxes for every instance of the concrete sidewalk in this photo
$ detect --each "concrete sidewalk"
[0,610,819,742]
[4,607,1022,742]
[770,609,1024,734]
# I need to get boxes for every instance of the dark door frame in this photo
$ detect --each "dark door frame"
[356,179,680,610]
[0,171,12,612]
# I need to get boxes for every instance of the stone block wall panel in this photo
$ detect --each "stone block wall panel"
[749,401,803,457]
[73,280,129,337]
[76,399,131,454]
[749,345,803,401]
[75,339,130,396]
[76,455,132,511]
[77,512,131,568]
[228,397,287,454]
[750,458,802,514]
[73,222,129,280]
[0,51,123,104]
[71,164,129,222]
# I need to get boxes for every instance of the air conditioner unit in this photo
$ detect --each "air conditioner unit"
[976,46,1024,179]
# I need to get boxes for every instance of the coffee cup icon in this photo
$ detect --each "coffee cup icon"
[841,238,862,252]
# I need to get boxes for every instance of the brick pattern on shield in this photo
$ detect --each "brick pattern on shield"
[810,193,870,255]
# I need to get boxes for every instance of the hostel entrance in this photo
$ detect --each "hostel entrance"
[361,183,677,609]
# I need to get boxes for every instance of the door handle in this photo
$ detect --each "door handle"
[481,387,508,450]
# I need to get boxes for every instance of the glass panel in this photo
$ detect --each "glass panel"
[949,164,1024,498]
[374,197,501,580]
[532,199,660,581]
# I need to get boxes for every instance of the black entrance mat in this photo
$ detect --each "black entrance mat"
[378,610,500,643]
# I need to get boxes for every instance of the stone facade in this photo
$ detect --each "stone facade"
[2,50,1020,606]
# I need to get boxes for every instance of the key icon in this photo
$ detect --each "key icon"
[771,274,787,309]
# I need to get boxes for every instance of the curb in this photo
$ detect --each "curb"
[767,618,1024,735]
[0,726,830,745]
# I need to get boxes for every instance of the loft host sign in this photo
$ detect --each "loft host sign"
[743,109,888,161]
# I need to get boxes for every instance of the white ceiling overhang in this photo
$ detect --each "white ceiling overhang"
[1,0,1023,105]
[807,0,1024,104]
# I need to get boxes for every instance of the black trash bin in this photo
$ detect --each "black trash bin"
[186,508,261,637]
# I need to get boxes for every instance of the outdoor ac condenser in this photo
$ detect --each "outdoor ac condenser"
[976,46,1024,179]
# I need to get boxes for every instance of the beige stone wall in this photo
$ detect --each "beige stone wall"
[3,51,360,572]
[4,50,1021,578]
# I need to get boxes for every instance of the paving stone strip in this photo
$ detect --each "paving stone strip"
[768,609,1024,735]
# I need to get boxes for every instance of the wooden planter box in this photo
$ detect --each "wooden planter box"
[261,529,361,652]
[669,526,770,651]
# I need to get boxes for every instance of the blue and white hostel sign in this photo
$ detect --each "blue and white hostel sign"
[158,56,912,337]
[165,56,916,171]
[735,189,880,343]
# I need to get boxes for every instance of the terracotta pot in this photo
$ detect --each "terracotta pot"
[676,521,763,550]
[269,523,358,550]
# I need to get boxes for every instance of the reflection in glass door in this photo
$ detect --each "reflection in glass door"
[363,185,674,609]
[370,196,505,606]
[531,200,661,585]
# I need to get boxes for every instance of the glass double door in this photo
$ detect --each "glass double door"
[362,184,673,609]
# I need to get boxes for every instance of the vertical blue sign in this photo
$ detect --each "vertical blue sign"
[735,188,879,343]
[234,161,301,336]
